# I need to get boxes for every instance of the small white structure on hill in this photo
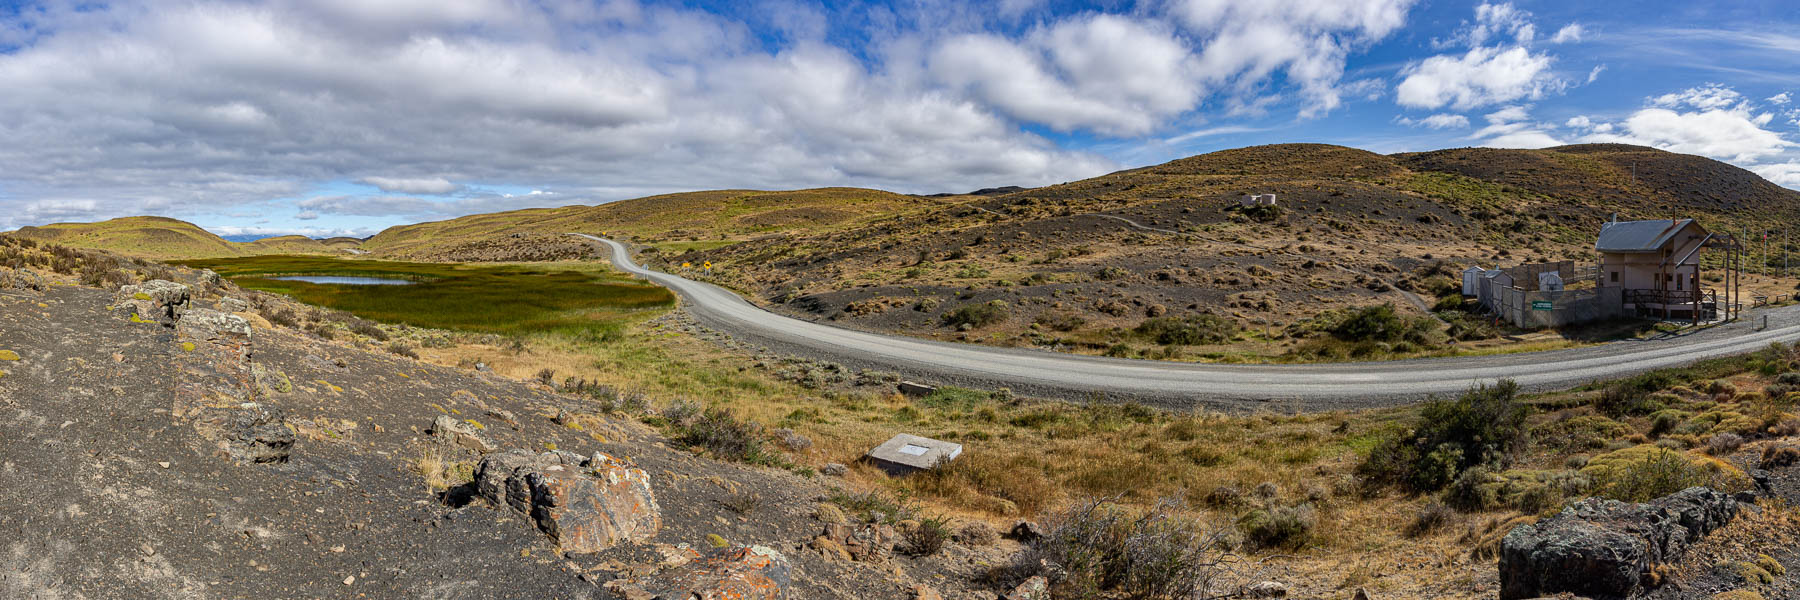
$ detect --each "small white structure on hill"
[1239,193,1277,207]
[1461,265,1486,296]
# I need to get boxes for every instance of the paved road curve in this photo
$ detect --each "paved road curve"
[574,234,1800,410]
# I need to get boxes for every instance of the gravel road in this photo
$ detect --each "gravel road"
[574,234,1800,411]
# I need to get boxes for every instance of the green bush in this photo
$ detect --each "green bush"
[1329,304,1439,344]
[942,300,1008,328]
[1134,314,1238,346]
[1359,380,1529,491]
[1432,294,1465,312]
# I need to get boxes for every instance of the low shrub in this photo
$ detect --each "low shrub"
[1134,314,1238,346]
[386,342,419,359]
[1002,497,1237,599]
[1704,432,1745,456]
[1240,503,1316,550]
[1406,501,1457,537]
[1033,311,1087,332]
[942,301,1008,329]
[1587,446,1725,503]
[1358,380,1528,491]
[349,319,388,341]
[678,408,779,466]
[901,515,952,556]
[1760,445,1800,469]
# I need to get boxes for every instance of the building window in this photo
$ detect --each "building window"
[1610,271,1619,283]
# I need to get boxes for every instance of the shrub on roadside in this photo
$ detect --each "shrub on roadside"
[1358,380,1528,491]
[1134,314,1238,346]
[678,408,780,466]
[1240,503,1316,550]
[942,300,1008,329]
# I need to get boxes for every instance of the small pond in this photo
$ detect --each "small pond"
[266,276,417,286]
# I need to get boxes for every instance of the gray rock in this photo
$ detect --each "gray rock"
[1245,581,1287,598]
[820,463,848,477]
[1004,576,1048,600]
[1007,520,1045,542]
[218,296,250,313]
[428,415,495,453]
[1499,486,1741,600]
[119,280,192,322]
[194,404,294,464]
[177,308,251,340]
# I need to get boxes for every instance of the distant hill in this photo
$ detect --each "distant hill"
[3,217,349,259]
[359,187,938,259]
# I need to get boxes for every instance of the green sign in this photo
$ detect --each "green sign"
[1532,300,1553,311]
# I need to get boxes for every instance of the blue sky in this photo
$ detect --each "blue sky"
[0,0,1796,239]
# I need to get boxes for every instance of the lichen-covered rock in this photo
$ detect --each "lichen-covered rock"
[218,296,250,313]
[428,414,494,453]
[657,545,793,600]
[1005,576,1049,600]
[1500,486,1743,600]
[177,308,251,340]
[813,522,898,562]
[0,267,46,293]
[118,279,191,322]
[473,450,661,554]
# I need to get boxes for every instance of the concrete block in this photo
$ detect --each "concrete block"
[896,381,936,397]
[865,433,961,475]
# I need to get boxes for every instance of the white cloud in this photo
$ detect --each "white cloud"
[1549,24,1583,44]
[1396,46,1558,110]
[1753,161,1800,187]
[1166,0,1418,117]
[359,176,462,195]
[294,210,319,220]
[0,0,1430,230]
[1587,65,1605,83]
[1395,2,1572,112]
[930,16,1202,136]
[1650,84,1746,111]
[1397,113,1470,129]
[1588,107,1792,163]
[1769,92,1792,105]
[1467,104,1562,148]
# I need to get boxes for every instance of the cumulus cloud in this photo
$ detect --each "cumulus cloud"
[0,0,1427,230]
[1767,92,1791,105]
[1569,85,1797,184]
[1548,24,1583,44]
[359,177,462,195]
[1395,2,1570,111]
[1166,0,1417,117]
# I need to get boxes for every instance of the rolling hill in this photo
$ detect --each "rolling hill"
[3,216,346,259]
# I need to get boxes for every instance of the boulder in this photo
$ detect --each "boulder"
[218,296,251,313]
[1007,520,1045,542]
[176,308,251,340]
[473,450,661,554]
[1499,486,1742,600]
[0,267,46,292]
[813,522,898,562]
[820,463,848,477]
[119,280,191,322]
[1005,576,1049,600]
[428,415,495,453]
[1245,581,1288,598]
[657,546,793,600]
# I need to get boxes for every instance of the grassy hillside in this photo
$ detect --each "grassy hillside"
[3,216,349,259]
[657,144,1800,361]
[358,188,941,260]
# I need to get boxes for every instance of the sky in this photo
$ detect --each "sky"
[0,0,1796,239]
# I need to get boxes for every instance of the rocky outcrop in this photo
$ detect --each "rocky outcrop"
[635,545,793,600]
[0,266,47,292]
[118,279,191,323]
[474,450,661,554]
[1499,486,1745,600]
[809,522,898,562]
[192,403,295,464]
[428,414,495,453]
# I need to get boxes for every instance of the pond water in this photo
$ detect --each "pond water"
[267,276,416,286]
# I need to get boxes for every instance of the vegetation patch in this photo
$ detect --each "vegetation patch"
[178,255,672,336]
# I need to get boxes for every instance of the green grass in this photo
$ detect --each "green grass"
[177,255,673,336]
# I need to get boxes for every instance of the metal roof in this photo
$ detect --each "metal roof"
[1594,219,1701,253]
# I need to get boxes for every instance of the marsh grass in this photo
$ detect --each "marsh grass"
[178,255,673,335]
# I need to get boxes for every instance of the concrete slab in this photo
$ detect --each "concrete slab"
[865,433,961,475]
[897,381,936,397]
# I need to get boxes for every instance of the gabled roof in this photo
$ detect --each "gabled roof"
[1595,219,1703,253]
